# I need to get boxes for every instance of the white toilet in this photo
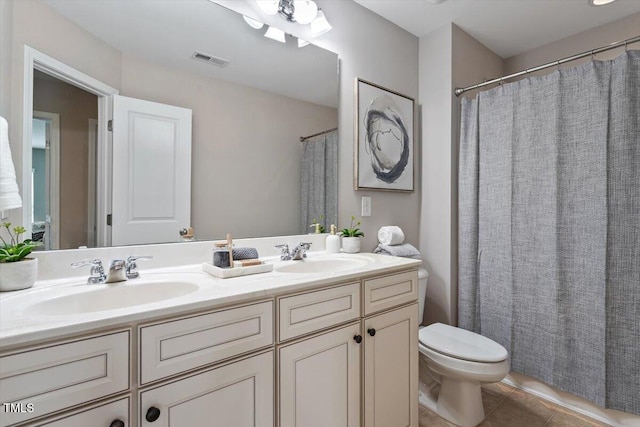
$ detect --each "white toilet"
[417,269,510,427]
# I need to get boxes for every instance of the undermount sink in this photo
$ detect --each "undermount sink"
[24,281,199,316]
[275,255,371,274]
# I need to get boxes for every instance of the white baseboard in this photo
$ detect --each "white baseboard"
[502,373,640,427]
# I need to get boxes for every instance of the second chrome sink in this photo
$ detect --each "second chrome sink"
[24,281,200,316]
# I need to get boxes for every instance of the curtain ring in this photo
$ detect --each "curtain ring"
[498,76,503,86]
[625,41,628,52]
[556,60,561,71]
[591,50,595,61]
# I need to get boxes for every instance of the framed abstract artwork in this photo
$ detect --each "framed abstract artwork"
[354,78,415,192]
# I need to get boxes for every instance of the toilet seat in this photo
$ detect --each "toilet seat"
[419,323,508,363]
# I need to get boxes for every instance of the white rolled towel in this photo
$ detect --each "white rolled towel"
[377,226,405,246]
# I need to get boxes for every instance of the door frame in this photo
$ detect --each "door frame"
[32,111,60,250]
[22,46,118,247]
[87,118,98,248]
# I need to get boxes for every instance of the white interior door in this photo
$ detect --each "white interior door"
[111,95,192,246]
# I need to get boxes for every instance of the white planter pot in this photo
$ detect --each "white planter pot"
[342,237,362,254]
[0,258,38,292]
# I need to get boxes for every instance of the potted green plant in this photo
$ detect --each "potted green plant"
[340,216,364,253]
[0,223,40,292]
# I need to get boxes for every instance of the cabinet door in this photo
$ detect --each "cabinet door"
[34,397,130,427]
[140,351,273,427]
[364,304,418,427]
[279,323,361,427]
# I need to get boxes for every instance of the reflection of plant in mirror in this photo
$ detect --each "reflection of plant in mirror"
[0,223,40,262]
[310,215,326,234]
[340,216,364,237]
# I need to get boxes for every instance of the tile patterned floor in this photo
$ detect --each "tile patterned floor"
[419,382,610,427]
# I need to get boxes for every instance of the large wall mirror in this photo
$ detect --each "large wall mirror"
[17,0,339,250]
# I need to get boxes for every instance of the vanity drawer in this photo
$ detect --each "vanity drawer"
[363,270,418,315]
[279,282,360,341]
[0,330,130,427]
[139,300,273,384]
[33,396,130,427]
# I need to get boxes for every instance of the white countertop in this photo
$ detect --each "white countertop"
[0,252,421,351]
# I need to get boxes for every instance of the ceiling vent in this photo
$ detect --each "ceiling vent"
[191,51,230,68]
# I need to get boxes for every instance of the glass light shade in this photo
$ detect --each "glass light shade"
[243,15,264,29]
[310,9,331,37]
[264,26,286,43]
[256,0,279,15]
[293,0,318,25]
[588,0,616,4]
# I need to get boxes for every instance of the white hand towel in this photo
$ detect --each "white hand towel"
[377,226,405,246]
[0,116,22,211]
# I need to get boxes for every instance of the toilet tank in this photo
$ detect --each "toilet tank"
[418,268,429,325]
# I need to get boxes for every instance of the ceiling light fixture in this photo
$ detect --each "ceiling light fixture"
[588,0,617,5]
[254,0,331,37]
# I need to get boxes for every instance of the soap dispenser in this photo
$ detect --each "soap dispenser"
[326,224,340,253]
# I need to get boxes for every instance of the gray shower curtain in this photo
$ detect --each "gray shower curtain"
[458,51,639,415]
[300,130,338,234]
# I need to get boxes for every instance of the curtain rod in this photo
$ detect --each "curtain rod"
[454,35,640,97]
[300,127,338,142]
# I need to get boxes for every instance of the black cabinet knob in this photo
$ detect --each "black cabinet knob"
[109,420,125,427]
[367,328,376,337]
[353,335,362,344]
[145,407,161,422]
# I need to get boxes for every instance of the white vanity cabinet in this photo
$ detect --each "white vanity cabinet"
[362,271,420,427]
[1,265,419,427]
[277,270,419,427]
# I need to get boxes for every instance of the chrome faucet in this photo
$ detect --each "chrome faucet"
[126,255,153,279]
[291,242,312,260]
[71,255,153,284]
[274,243,312,261]
[71,259,106,284]
[105,259,127,283]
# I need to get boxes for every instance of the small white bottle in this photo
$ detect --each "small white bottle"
[326,224,341,253]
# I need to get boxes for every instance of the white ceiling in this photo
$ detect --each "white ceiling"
[353,0,640,58]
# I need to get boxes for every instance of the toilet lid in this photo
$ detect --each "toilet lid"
[419,323,508,363]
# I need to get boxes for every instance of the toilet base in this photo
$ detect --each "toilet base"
[419,378,485,427]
